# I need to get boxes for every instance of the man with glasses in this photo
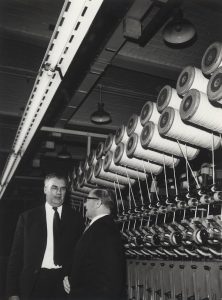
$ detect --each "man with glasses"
[7,173,84,300]
[63,188,126,300]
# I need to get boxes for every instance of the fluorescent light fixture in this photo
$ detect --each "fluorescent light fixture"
[0,0,104,199]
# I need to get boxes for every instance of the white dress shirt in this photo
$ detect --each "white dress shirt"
[41,202,62,269]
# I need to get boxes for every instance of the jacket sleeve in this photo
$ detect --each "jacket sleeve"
[72,229,126,299]
[6,214,25,297]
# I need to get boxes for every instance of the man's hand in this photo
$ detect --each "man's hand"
[63,276,70,294]
[9,296,20,300]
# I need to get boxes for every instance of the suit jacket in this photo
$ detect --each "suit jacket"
[69,215,126,300]
[6,204,84,298]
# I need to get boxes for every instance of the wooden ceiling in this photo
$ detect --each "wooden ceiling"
[1,0,222,203]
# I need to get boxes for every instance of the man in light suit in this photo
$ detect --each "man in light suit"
[63,188,126,300]
[6,173,84,300]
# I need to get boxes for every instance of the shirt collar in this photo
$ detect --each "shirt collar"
[45,202,62,217]
[89,213,109,226]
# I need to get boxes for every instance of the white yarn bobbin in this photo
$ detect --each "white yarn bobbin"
[180,89,222,134]
[126,133,180,168]
[201,41,222,75]
[73,178,91,193]
[127,114,143,136]
[176,66,209,96]
[87,150,97,166]
[114,143,162,175]
[71,190,88,198]
[157,85,181,113]
[71,180,89,194]
[207,66,222,105]
[94,158,135,185]
[96,142,105,160]
[141,121,199,160]
[158,107,220,150]
[83,158,89,171]
[77,184,91,194]
[78,172,95,189]
[70,192,86,200]
[77,161,85,176]
[86,166,124,189]
[115,125,128,145]
[140,101,160,126]
[104,133,116,154]
[103,151,147,180]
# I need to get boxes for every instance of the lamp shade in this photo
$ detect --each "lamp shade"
[162,12,196,45]
[90,102,112,124]
[57,145,72,159]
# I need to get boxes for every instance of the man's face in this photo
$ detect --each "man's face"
[44,177,67,207]
[84,191,100,220]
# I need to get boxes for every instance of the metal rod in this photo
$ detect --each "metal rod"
[41,126,108,139]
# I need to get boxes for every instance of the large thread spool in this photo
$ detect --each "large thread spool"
[127,114,143,136]
[126,133,180,167]
[207,66,222,105]
[140,101,160,126]
[83,157,89,171]
[141,121,199,160]
[157,85,182,113]
[86,165,124,189]
[180,89,222,134]
[158,107,220,150]
[115,125,128,145]
[104,133,116,154]
[114,143,162,175]
[201,41,222,75]
[72,178,91,194]
[87,149,97,166]
[78,171,95,189]
[104,151,147,180]
[94,158,135,185]
[77,161,85,176]
[176,66,209,96]
[96,142,105,159]
[70,191,86,199]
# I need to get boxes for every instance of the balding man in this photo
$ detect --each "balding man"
[64,188,126,300]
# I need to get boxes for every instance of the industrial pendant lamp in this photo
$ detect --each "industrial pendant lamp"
[57,145,72,159]
[162,9,196,45]
[90,85,112,124]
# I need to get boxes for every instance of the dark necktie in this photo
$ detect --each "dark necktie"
[53,207,62,266]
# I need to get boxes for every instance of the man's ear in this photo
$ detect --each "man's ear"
[44,185,47,195]
[96,199,102,208]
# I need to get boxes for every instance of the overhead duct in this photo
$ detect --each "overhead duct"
[123,0,182,46]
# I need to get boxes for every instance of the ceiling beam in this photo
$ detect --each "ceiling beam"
[41,126,108,139]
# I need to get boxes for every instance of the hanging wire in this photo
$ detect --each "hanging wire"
[172,155,179,200]
[185,144,190,194]
[147,160,160,203]
[115,173,125,213]
[125,167,137,209]
[142,160,152,207]
[163,155,169,201]
[137,170,144,208]
[176,140,200,189]
[113,181,120,216]
[211,133,216,191]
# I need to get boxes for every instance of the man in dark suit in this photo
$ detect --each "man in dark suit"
[63,188,126,300]
[6,173,84,300]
